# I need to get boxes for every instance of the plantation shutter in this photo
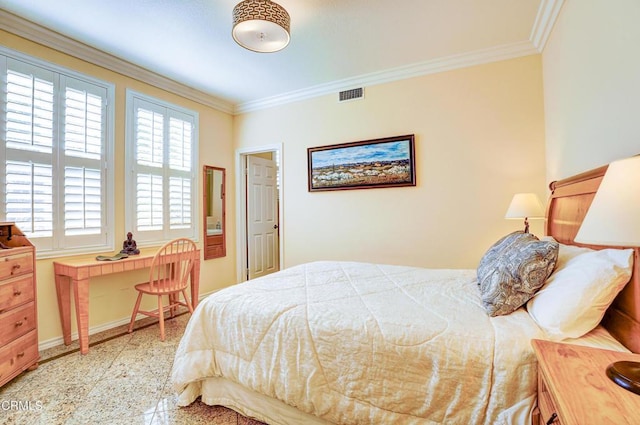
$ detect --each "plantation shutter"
[4,62,55,243]
[168,116,192,230]
[135,107,164,233]
[128,93,196,243]
[1,55,111,254]
[61,77,106,246]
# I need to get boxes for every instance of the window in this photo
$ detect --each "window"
[125,90,198,244]
[0,49,114,257]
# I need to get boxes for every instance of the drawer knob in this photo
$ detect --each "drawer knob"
[17,351,25,358]
[11,263,21,273]
[546,413,558,425]
[15,320,23,327]
[14,290,22,296]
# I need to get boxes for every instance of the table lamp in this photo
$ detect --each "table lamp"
[575,155,640,395]
[505,193,545,233]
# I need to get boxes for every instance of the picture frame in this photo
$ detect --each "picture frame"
[307,134,416,192]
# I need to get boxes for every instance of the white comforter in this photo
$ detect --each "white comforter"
[172,261,543,424]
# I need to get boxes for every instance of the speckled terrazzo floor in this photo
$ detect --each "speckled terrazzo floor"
[0,312,266,425]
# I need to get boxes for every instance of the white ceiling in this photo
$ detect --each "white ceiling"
[0,0,561,113]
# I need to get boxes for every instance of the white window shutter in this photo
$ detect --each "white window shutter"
[64,166,102,236]
[5,67,54,154]
[59,76,108,247]
[168,116,192,230]
[125,91,197,243]
[169,117,191,171]
[5,160,53,236]
[136,107,164,167]
[169,176,191,229]
[136,173,163,231]
[64,87,103,160]
[1,51,114,256]
[4,62,55,238]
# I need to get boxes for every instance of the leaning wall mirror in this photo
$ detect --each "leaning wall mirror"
[203,166,226,259]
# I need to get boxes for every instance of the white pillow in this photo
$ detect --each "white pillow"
[526,244,634,339]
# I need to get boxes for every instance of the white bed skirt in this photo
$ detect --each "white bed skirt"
[196,377,333,425]
[192,376,539,425]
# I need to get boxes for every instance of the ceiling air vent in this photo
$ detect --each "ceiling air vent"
[339,87,364,103]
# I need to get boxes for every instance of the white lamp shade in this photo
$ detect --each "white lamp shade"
[505,193,545,219]
[575,156,640,246]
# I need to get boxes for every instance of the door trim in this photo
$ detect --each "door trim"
[235,144,284,282]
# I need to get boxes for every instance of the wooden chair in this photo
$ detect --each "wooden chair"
[128,238,198,341]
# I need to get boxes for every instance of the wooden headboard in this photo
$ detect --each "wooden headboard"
[546,164,640,353]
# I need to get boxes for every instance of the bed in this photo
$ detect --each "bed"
[171,163,640,425]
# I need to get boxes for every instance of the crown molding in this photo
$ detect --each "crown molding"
[0,10,234,114]
[530,0,565,52]
[235,0,565,114]
[235,40,538,114]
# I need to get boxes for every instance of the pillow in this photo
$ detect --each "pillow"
[477,231,559,317]
[526,245,634,339]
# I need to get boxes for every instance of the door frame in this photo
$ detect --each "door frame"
[235,143,284,282]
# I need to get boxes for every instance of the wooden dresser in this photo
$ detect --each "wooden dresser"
[532,339,640,425]
[0,222,38,387]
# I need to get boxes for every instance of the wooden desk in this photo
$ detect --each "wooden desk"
[54,250,200,354]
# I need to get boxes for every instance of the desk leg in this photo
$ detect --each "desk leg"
[191,258,200,308]
[54,274,72,346]
[72,278,90,355]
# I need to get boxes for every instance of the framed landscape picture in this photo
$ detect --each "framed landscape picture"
[307,134,416,192]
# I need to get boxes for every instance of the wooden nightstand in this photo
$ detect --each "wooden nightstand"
[532,339,640,425]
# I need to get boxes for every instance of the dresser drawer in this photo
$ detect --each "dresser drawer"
[0,275,34,313]
[0,329,39,387]
[0,302,36,347]
[0,250,34,280]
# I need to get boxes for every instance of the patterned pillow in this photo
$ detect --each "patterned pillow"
[477,231,558,316]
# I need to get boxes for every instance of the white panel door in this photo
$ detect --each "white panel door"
[247,155,279,279]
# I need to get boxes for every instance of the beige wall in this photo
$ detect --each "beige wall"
[543,0,640,181]
[235,55,547,269]
[0,31,237,346]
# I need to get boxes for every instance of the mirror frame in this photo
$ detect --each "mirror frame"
[203,165,226,260]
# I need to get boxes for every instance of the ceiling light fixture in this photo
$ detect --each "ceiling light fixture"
[232,0,290,53]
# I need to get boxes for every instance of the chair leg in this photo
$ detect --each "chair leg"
[181,289,194,313]
[158,295,165,341]
[169,293,176,318]
[128,292,144,333]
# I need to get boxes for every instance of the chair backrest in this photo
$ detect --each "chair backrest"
[148,238,198,292]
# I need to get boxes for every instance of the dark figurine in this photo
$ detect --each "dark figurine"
[120,232,140,255]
